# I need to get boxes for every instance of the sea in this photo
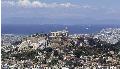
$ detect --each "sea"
[1,24,120,35]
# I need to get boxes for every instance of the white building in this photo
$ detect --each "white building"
[50,27,69,38]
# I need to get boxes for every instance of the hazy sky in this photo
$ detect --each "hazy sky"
[2,0,120,24]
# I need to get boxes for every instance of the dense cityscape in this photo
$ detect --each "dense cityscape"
[1,28,120,69]
[2,0,120,69]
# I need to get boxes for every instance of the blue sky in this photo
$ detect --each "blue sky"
[2,0,120,25]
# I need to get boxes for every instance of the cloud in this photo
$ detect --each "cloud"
[18,0,31,7]
[2,0,78,8]
[1,1,16,7]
